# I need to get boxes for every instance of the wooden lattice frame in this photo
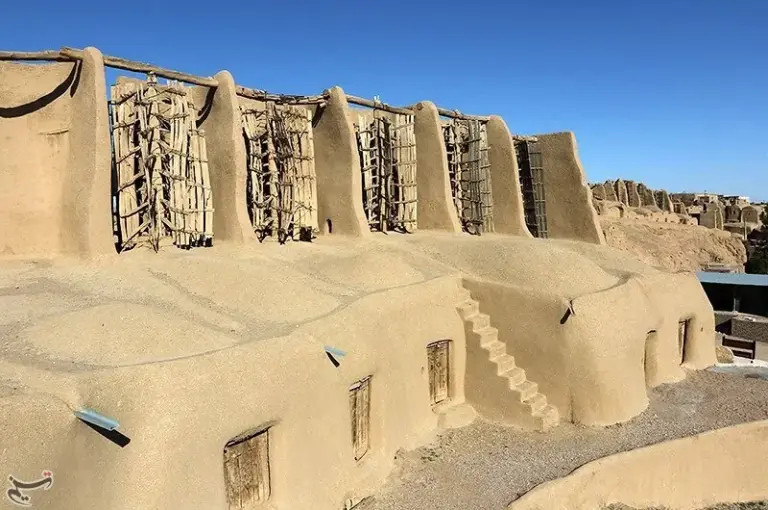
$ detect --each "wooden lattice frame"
[516,140,549,238]
[355,111,417,232]
[443,119,492,235]
[241,103,318,243]
[110,75,213,252]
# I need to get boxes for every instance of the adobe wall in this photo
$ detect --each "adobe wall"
[465,270,715,425]
[0,48,114,258]
[509,420,768,510]
[614,178,629,205]
[413,102,461,232]
[603,180,618,201]
[625,180,641,207]
[199,72,255,244]
[0,276,468,510]
[590,183,606,200]
[312,86,370,236]
[742,204,761,225]
[487,116,531,236]
[535,132,604,244]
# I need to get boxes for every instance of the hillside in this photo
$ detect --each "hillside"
[601,217,747,272]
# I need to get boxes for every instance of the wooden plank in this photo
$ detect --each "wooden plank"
[350,377,371,461]
[346,94,414,115]
[436,341,450,403]
[223,429,270,509]
[61,47,219,87]
[0,50,74,61]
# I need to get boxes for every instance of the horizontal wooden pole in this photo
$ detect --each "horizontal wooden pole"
[513,135,539,142]
[60,47,219,87]
[434,106,490,122]
[345,94,414,116]
[235,85,325,105]
[0,50,76,62]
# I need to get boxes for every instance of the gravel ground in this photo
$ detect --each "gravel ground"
[358,369,768,510]
[606,503,768,510]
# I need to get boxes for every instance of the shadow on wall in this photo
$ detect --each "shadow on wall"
[0,61,81,118]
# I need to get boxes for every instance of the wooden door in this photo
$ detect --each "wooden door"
[223,428,270,509]
[349,377,371,461]
[428,341,450,405]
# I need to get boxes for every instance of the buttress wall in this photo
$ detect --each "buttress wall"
[0,48,113,257]
[535,132,605,244]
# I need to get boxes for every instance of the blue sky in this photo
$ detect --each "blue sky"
[4,0,767,200]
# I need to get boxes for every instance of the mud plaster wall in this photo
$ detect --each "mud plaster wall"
[614,178,629,205]
[509,420,768,510]
[464,270,715,426]
[312,86,369,236]
[590,183,606,200]
[0,277,468,510]
[742,205,760,224]
[413,102,461,232]
[536,132,604,244]
[0,48,114,257]
[625,180,641,207]
[197,72,255,243]
[603,180,618,201]
[487,116,531,236]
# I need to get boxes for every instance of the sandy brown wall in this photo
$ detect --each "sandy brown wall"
[536,132,604,244]
[0,276,467,510]
[312,86,369,236]
[464,269,715,426]
[196,72,255,244]
[0,48,113,257]
[464,278,573,419]
[413,102,461,232]
[509,420,768,510]
[487,117,531,236]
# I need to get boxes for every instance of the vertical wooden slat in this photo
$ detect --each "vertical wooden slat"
[223,428,270,509]
[436,341,450,403]
[427,343,437,404]
[349,377,371,461]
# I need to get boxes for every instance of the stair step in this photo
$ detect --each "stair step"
[534,405,560,431]
[457,300,479,320]
[469,313,491,330]
[524,393,548,414]
[496,355,517,375]
[503,367,526,386]
[474,326,498,347]
[514,380,539,401]
[486,341,507,361]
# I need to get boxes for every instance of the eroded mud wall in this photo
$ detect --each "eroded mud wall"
[535,132,604,244]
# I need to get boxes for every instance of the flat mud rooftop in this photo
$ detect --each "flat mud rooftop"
[358,370,768,510]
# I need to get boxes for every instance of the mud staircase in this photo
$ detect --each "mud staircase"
[458,293,559,431]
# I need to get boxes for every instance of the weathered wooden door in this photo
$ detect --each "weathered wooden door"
[427,341,450,405]
[349,377,372,461]
[223,428,271,509]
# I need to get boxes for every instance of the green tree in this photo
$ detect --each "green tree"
[746,246,768,274]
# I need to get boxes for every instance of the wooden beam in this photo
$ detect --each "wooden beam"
[513,135,539,142]
[345,95,414,116]
[60,47,219,87]
[434,106,490,122]
[0,50,76,62]
[235,85,324,105]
